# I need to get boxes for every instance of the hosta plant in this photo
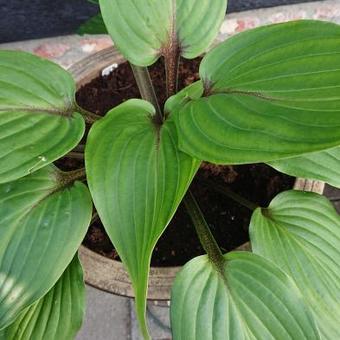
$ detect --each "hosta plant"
[1,0,340,339]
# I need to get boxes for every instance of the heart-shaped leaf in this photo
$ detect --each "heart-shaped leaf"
[0,255,85,340]
[268,147,340,188]
[171,252,320,340]
[177,20,340,164]
[85,99,200,338]
[78,14,107,35]
[99,0,228,66]
[0,51,85,183]
[0,165,92,330]
[250,190,340,339]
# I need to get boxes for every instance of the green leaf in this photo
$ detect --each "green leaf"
[85,99,200,338]
[0,255,85,340]
[268,146,340,188]
[0,51,85,183]
[99,0,228,66]
[164,80,204,116]
[171,252,320,340]
[0,166,92,330]
[77,14,107,35]
[177,20,340,164]
[250,190,340,339]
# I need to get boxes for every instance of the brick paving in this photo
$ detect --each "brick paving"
[1,1,339,339]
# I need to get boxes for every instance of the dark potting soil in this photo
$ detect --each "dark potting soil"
[76,57,201,116]
[71,57,295,267]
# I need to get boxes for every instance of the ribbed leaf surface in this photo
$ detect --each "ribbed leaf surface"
[0,166,92,330]
[269,147,340,188]
[177,20,340,164]
[171,252,319,340]
[99,0,227,66]
[0,51,84,183]
[85,99,200,338]
[0,255,85,340]
[250,190,340,339]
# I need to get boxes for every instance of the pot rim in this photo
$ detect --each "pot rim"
[69,46,325,301]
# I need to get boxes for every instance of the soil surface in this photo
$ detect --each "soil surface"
[71,57,295,267]
[76,57,201,116]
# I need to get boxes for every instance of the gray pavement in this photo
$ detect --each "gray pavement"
[77,286,171,340]
[77,286,131,340]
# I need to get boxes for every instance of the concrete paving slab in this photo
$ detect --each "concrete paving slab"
[130,301,171,340]
[77,286,131,340]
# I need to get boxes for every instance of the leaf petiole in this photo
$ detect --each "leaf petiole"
[75,104,102,124]
[58,168,87,187]
[164,49,180,98]
[205,180,258,211]
[183,190,225,271]
[64,152,84,160]
[130,64,163,123]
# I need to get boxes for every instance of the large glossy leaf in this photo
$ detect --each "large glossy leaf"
[0,255,85,340]
[0,165,92,330]
[99,0,227,66]
[177,20,340,164]
[268,146,340,188]
[250,190,340,339]
[86,99,200,338]
[78,14,107,35]
[171,252,319,340]
[0,51,85,183]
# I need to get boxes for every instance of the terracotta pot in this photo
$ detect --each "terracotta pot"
[68,47,326,301]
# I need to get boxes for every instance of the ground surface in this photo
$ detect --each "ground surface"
[0,0,319,43]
